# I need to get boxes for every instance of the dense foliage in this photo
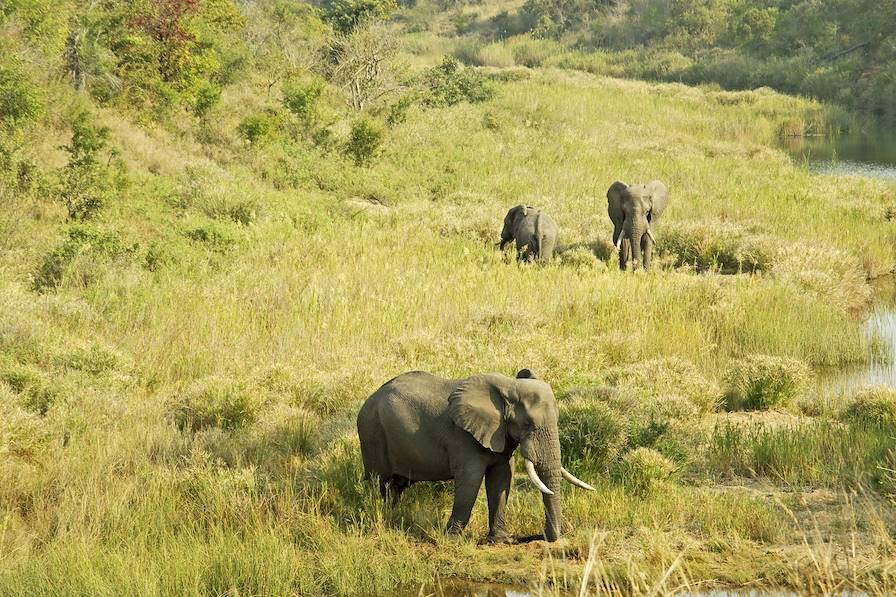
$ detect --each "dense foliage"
[487,0,896,120]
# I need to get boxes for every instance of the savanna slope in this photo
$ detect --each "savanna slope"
[428,0,896,123]
[2,0,896,594]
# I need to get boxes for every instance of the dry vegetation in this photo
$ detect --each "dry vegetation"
[1,1,896,594]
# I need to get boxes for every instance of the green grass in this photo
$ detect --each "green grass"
[2,41,896,596]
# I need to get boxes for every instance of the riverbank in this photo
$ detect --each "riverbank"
[2,60,895,596]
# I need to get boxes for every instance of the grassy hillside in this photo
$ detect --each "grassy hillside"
[412,0,896,122]
[2,1,896,594]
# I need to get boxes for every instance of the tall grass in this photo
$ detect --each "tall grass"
[2,61,895,594]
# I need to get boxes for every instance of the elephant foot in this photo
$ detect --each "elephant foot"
[479,533,516,545]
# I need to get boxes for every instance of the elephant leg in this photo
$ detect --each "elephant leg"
[642,236,653,270]
[379,475,411,504]
[447,465,486,535]
[484,460,513,541]
[619,238,630,270]
[390,476,413,504]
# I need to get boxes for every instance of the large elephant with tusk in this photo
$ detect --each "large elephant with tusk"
[607,180,669,270]
[357,369,594,543]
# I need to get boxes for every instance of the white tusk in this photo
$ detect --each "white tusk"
[615,236,622,251]
[646,228,656,244]
[524,459,554,495]
[561,467,596,491]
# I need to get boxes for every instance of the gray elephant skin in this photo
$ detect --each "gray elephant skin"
[357,369,594,542]
[499,205,559,263]
[607,181,669,270]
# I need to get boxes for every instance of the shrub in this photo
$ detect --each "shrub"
[840,386,896,429]
[0,59,44,131]
[345,116,385,166]
[193,83,222,118]
[170,376,264,432]
[250,403,318,459]
[557,246,606,270]
[723,354,810,411]
[420,57,496,108]
[0,363,58,414]
[238,112,278,145]
[55,111,123,221]
[53,343,119,376]
[559,398,628,475]
[660,220,776,274]
[32,225,134,293]
[283,79,325,124]
[183,219,239,253]
[614,447,676,496]
[0,399,49,461]
[323,0,398,33]
[510,37,561,68]
[476,43,515,68]
[452,39,484,66]
[606,357,722,414]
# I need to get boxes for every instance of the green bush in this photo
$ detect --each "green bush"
[282,79,325,124]
[193,83,222,118]
[510,37,561,68]
[183,220,239,253]
[345,116,385,167]
[556,246,606,271]
[323,0,397,33]
[476,43,515,68]
[559,397,627,475]
[606,357,722,414]
[0,398,49,461]
[55,112,123,221]
[250,403,318,460]
[614,447,676,496]
[0,59,44,131]
[420,57,496,108]
[53,343,119,376]
[723,354,810,411]
[170,376,264,432]
[660,220,777,274]
[238,112,278,145]
[32,225,134,293]
[840,386,896,429]
[451,39,484,67]
[0,363,58,415]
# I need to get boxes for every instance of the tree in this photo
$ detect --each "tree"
[323,0,397,34]
[325,23,402,110]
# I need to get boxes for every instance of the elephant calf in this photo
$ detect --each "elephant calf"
[607,180,669,270]
[357,369,594,543]
[499,204,559,263]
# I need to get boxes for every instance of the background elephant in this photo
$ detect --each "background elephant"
[499,205,559,263]
[607,180,669,270]
[356,369,594,543]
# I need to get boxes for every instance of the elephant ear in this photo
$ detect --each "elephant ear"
[448,375,508,453]
[606,181,627,230]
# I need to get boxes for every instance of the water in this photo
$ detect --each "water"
[780,130,896,180]
[817,277,896,397]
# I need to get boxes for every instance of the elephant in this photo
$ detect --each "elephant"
[356,369,594,543]
[499,205,559,263]
[606,180,669,270]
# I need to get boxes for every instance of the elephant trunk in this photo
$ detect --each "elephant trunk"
[539,458,562,542]
[523,430,563,542]
[499,224,512,251]
[626,217,648,269]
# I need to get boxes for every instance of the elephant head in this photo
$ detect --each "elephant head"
[499,204,529,251]
[607,181,666,270]
[448,373,593,541]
